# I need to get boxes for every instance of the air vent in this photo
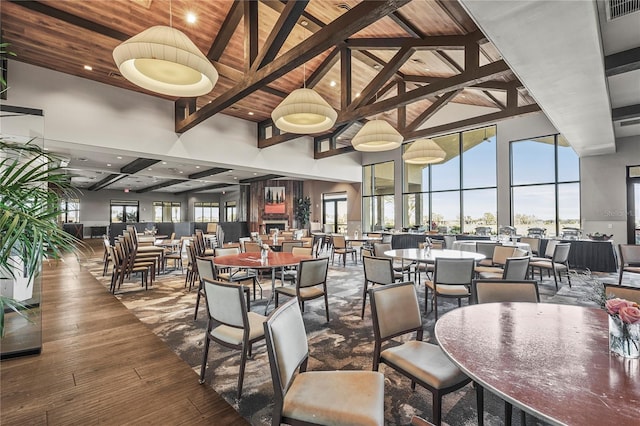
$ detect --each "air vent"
[108,71,123,79]
[608,0,640,20]
[620,118,640,127]
[337,3,351,11]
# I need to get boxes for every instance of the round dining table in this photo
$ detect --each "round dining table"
[435,302,640,425]
[214,252,312,314]
[451,240,531,254]
[384,248,486,263]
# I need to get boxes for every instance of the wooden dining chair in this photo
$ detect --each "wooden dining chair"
[264,298,385,426]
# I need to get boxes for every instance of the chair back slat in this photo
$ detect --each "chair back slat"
[552,243,571,263]
[434,258,475,285]
[503,257,531,280]
[370,281,422,340]
[472,279,540,304]
[215,247,241,257]
[363,256,394,285]
[204,278,245,328]
[196,257,216,281]
[297,258,329,289]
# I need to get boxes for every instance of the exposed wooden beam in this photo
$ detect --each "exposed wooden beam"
[403,104,541,141]
[341,47,352,110]
[240,174,284,184]
[404,89,462,133]
[306,46,340,89]
[605,47,640,77]
[402,75,442,84]
[86,174,126,192]
[176,0,411,133]
[207,1,243,61]
[397,81,406,130]
[120,158,161,175]
[188,167,232,180]
[337,60,511,125]
[472,80,523,91]
[612,103,640,122]
[344,36,475,50]
[136,179,184,193]
[244,0,258,69]
[252,0,309,71]
[314,144,355,159]
[388,10,424,38]
[258,131,304,148]
[349,45,414,110]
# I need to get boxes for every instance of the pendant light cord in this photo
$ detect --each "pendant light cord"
[169,0,173,27]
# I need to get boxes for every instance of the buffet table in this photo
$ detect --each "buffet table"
[538,239,617,272]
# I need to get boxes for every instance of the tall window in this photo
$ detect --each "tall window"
[110,200,139,223]
[59,198,79,223]
[153,201,181,222]
[323,193,348,234]
[628,166,640,244]
[194,202,219,222]
[511,134,580,236]
[363,161,395,231]
[225,201,237,222]
[403,125,497,234]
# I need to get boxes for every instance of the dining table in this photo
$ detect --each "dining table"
[435,302,640,425]
[213,251,312,314]
[451,240,532,254]
[384,248,486,264]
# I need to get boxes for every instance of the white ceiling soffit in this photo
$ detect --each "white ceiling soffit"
[459,0,615,157]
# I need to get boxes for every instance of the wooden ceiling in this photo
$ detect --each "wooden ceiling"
[1,0,539,158]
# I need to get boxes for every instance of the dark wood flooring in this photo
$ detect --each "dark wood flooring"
[0,248,247,425]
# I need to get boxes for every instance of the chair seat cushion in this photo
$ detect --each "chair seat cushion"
[474,266,503,274]
[530,260,567,271]
[283,370,384,426]
[425,281,469,296]
[623,266,640,273]
[381,341,467,389]
[276,286,324,300]
[218,270,257,282]
[210,312,266,345]
[335,248,355,254]
[477,259,494,267]
[529,256,550,262]
[478,271,503,279]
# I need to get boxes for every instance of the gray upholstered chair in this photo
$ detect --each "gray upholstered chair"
[475,246,516,271]
[264,298,385,426]
[331,235,356,266]
[426,258,475,320]
[471,279,540,304]
[276,246,313,285]
[374,242,411,279]
[477,256,531,280]
[361,255,401,318]
[199,279,266,399]
[274,257,330,322]
[195,256,250,320]
[519,237,540,256]
[618,244,640,285]
[530,239,557,262]
[475,242,500,264]
[529,242,571,289]
[281,240,303,253]
[605,283,640,304]
[369,281,475,426]
[214,246,262,299]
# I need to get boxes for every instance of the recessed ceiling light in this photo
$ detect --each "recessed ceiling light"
[373,64,380,69]
[233,176,238,180]
[248,112,254,116]
[117,156,123,159]
[186,12,196,24]
[253,172,258,176]
[355,92,360,98]
[179,171,184,174]
[162,161,167,164]
[195,165,200,169]
[301,20,308,26]
[424,68,430,71]
[337,136,342,140]
[147,168,152,171]
[330,81,336,87]
[107,163,112,167]
[83,65,93,71]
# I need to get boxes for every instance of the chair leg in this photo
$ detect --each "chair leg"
[194,283,203,320]
[275,291,279,308]
[552,268,559,290]
[199,335,211,384]
[476,382,484,426]
[324,291,329,322]
[361,281,369,319]
[505,401,512,426]
[619,270,624,285]
[434,293,439,320]
[237,345,248,399]
[432,391,442,425]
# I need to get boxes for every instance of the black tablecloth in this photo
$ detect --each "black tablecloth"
[539,239,617,272]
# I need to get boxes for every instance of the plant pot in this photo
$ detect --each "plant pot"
[0,256,34,302]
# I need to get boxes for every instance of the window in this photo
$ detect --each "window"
[194,202,219,222]
[110,200,139,223]
[511,135,580,236]
[59,198,80,223]
[323,193,348,234]
[225,201,237,222]
[402,125,497,234]
[362,161,394,231]
[153,201,181,222]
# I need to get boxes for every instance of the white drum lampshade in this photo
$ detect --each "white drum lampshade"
[271,88,337,134]
[351,119,403,152]
[113,25,218,97]
[403,138,445,164]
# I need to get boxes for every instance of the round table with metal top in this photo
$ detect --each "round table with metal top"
[435,303,640,425]
[384,248,486,263]
[213,252,312,314]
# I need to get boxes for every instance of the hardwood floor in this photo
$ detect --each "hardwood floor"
[0,251,247,425]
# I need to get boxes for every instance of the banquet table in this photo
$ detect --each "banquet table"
[451,240,531,254]
[213,252,311,314]
[435,303,640,425]
[538,238,617,272]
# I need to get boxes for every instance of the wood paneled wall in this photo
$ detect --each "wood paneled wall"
[248,180,303,232]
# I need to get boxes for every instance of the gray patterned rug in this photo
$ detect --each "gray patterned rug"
[83,248,637,426]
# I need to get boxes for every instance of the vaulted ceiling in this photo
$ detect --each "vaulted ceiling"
[1,0,538,156]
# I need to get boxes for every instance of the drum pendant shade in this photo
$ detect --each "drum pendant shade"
[113,25,218,97]
[351,119,403,152]
[403,138,446,164]
[271,88,337,134]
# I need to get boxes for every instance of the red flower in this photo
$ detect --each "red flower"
[606,298,635,315]
[619,305,640,325]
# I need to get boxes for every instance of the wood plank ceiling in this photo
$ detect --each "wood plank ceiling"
[2,0,538,160]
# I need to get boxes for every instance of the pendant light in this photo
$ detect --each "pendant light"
[402,138,445,164]
[271,30,336,134]
[113,1,218,97]
[351,119,403,152]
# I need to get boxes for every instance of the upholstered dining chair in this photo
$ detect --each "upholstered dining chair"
[369,282,475,426]
[195,256,250,320]
[426,258,475,320]
[475,241,499,263]
[475,246,516,270]
[605,283,640,304]
[361,255,402,319]
[214,247,261,300]
[519,237,540,256]
[618,244,640,285]
[471,279,540,304]
[477,256,531,280]
[263,298,385,426]
[280,240,303,253]
[331,235,357,266]
[274,257,330,322]
[275,246,313,285]
[373,242,412,279]
[530,239,557,262]
[199,279,266,399]
[529,242,571,289]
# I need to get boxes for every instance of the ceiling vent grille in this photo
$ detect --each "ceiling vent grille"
[620,118,640,127]
[608,0,640,20]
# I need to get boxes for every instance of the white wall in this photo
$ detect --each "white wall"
[6,61,362,182]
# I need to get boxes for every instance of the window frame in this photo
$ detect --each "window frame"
[362,160,395,231]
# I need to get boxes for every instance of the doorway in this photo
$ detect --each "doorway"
[323,193,348,234]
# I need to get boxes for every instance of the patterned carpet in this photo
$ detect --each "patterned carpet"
[82,244,638,426]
